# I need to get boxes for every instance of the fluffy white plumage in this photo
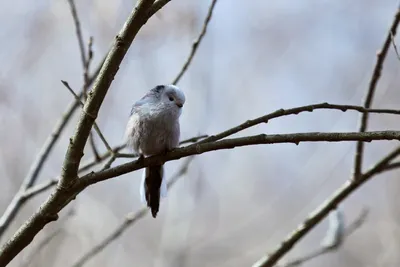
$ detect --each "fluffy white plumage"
[124,84,185,217]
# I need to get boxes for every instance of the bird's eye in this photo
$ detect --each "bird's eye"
[168,96,174,101]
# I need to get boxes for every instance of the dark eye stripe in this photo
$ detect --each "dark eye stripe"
[154,85,164,93]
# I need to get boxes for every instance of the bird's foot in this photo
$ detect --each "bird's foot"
[137,154,145,163]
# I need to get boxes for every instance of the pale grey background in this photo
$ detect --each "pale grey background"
[1,0,400,266]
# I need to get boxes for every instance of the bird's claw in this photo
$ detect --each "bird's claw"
[137,154,145,163]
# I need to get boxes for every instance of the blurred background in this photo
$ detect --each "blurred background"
[1,0,400,266]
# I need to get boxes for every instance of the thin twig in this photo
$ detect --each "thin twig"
[68,0,87,72]
[353,7,400,179]
[101,156,117,171]
[172,0,218,85]
[61,80,113,153]
[200,102,400,144]
[179,134,208,144]
[382,161,400,172]
[391,31,400,61]
[83,37,94,99]
[85,38,101,161]
[83,38,100,160]
[70,157,194,267]
[68,0,100,160]
[78,144,126,174]
[252,147,400,267]
[22,180,58,200]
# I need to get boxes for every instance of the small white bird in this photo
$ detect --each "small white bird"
[124,85,185,218]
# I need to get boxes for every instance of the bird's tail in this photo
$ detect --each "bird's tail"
[139,164,167,218]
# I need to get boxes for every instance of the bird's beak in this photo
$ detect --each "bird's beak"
[176,103,183,108]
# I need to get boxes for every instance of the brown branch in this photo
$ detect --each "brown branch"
[78,131,400,187]
[0,1,161,265]
[85,38,101,161]
[200,102,400,144]
[279,209,368,267]
[353,7,400,179]
[171,0,218,84]
[179,134,208,144]
[147,0,171,18]
[82,37,100,160]
[252,147,400,267]
[70,157,194,267]
[382,161,400,172]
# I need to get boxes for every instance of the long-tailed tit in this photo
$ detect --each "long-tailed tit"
[124,85,185,218]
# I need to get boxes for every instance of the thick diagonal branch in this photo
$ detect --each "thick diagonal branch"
[353,7,400,178]
[252,147,400,267]
[0,1,159,265]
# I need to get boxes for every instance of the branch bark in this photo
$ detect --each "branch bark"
[200,102,400,143]
[353,6,400,178]
[78,131,400,187]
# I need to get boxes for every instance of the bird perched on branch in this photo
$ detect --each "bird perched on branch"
[124,85,185,218]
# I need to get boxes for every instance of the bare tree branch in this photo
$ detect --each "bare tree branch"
[279,209,368,267]
[179,134,208,144]
[79,131,400,187]
[252,147,400,267]
[353,7,400,179]
[172,0,218,84]
[0,1,161,265]
[200,102,400,144]
[84,38,101,161]
[70,157,194,267]
[382,161,400,172]
[147,0,170,18]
